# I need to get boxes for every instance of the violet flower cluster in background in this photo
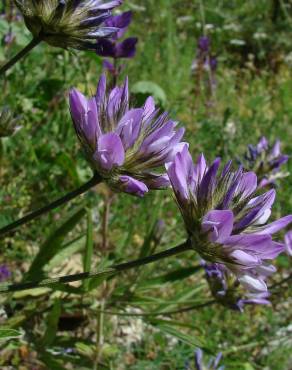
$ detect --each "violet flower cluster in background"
[0,265,11,282]
[69,74,185,197]
[185,348,224,370]
[191,35,217,104]
[96,11,138,81]
[14,0,123,50]
[203,262,270,311]
[244,136,289,188]
[166,147,292,294]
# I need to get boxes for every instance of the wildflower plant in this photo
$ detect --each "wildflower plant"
[167,146,292,294]
[69,74,185,196]
[244,136,289,188]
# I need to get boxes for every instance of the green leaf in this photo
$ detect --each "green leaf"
[42,299,61,346]
[151,320,204,347]
[131,81,167,107]
[82,210,94,292]
[25,207,86,281]
[0,328,22,340]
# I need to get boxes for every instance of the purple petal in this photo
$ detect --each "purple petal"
[257,136,268,152]
[202,210,234,243]
[271,139,281,157]
[255,264,276,277]
[143,96,156,121]
[95,132,125,170]
[96,38,116,58]
[236,172,257,200]
[116,108,143,149]
[103,59,116,74]
[145,174,170,189]
[119,176,148,197]
[194,349,203,370]
[96,74,107,108]
[198,158,221,202]
[116,37,138,58]
[284,231,292,256]
[194,154,207,184]
[105,11,132,39]
[238,274,267,293]
[230,250,260,267]
[256,215,292,235]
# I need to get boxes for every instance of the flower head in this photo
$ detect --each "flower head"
[15,0,123,50]
[185,348,224,370]
[244,137,289,188]
[167,147,292,293]
[0,107,21,137]
[96,11,138,60]
[203,262,271,311]
[69,74,185,196]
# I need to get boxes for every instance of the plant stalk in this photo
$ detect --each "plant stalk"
[0,37,42,76]
[0,240,192,293]
[0,173,102,237]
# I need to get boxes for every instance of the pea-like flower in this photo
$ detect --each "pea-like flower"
[166,146,292,293]
[15,0,123,50]
[203,262,271,311]
[284,231,292,256]
[244,136,289,188]
[69,74,185,196]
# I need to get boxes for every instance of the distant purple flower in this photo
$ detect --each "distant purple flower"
[96,11,138,59]
[0,265,11,282]
[3,31,15,46]
[284,231,292,256]
[166,147,292,294]
[198,36,210,53]
[185,348,224,370]
[69,74,185,197]
[203,262,271,311]
[245,137,289,188]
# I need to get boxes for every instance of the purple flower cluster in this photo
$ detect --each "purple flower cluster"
[0,265,11,282]
[70,75,185,196]
[203,262,270,311]
[186,349,224,370]
[96,11,138,78]
[191,36,217,75]
[245,137,289,188]
[15,0,123,50]
[166,146,292,294]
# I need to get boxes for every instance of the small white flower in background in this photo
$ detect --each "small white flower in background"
[230,39,246,46]
[114,308,146,347]
[284,52,292,67]
[223,23,241,32]
[224,121,236,138]
[253,32,268,40]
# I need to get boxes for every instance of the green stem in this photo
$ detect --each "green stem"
[97,300,216,317]
[0,37,42,76]
[0,173,102,238]
[0,240,192,293]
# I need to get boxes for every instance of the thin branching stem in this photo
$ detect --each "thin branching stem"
[0,240,192,293]
[0,37,42,75]
[0,173,102,237]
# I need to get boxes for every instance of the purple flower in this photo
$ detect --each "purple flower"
[69,75,185,197]
[203,262,271,311]
[244,137,289,188]
[186,348,224,370]
[96,11,138,60]
[198,36,210,53]
[3,31,15,46]
[166,147,292,294]
[0,265,11,282]
[15,0,123,51]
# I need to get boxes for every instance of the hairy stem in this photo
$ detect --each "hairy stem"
[0,173,102,237]
[0,37,42,76]
[0,240,192,293]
